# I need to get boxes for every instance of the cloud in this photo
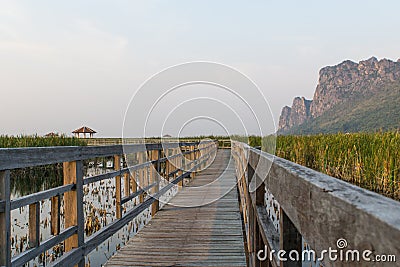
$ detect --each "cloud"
[73,18,128,49]
[0,1,27,21]
[68,18,128,59]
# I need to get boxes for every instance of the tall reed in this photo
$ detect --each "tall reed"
[0,135,87,197]
[0,134,87,148]
[262,132,400,201]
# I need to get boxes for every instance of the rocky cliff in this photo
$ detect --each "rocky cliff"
[278,57,400,134]
[278,97,311,131]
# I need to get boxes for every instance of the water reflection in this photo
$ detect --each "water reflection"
[10,159,178,267]
[10,164,63,198]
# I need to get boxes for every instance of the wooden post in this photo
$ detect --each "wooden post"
[157,149,162,173]
[240,173,248,225]
[196,147,200,171]
[64,161,77,252]
[279,208,302,267]
[124,172,130,198]
[114,155,122,219]
[248,201,256,263]
[0,170,11,266]
[63,160,84,267]
[138,152,144,203]
[247,158,259,264]
[151,150,159,217]
[51,195,60,235]
[131,172,137,194]
[191,145,196,178]
[165,158,170,182]
[28,202,40,248]
[257,229,268,267]
[254,180,267,267]
[122,154,129,200]
[177,148,183,188]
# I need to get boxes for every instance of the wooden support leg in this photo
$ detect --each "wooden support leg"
[114,155,122,219]
[0,171,11,266]
[139,152,145,203]
[51,195,60,235]
[151,150,159,217]
[29,202,40,248]
[124,173,130,197]
[177,154,183,188]
[131,172,137,194]
[191,145,196,178]
[280,208,302,267]
[63,161,84,267]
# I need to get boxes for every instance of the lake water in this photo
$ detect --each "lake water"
[10,161,178,266]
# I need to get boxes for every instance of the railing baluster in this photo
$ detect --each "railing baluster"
[123,155,130,202]
[114,155,122,219]
[0,170,11,267]
[57,194,61,236]
[157,149,162,173]
[130,171,137,197]
[51,195,59,235]
[63,160,84,267]
[165,154,170,182]
[76,160,84,265]
[196,145,200,171]
[151,149,159,217]
[255,180,266,267]
[279,208,302,267]
[28,201,40,248]
[146,164,150,187]
[124,172,130,200]
[190,145,196,178]
[63,161,76,251]
[138,152,144,203]
[177,148,183,188]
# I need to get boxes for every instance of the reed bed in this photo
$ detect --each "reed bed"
[253,132,400,201]
[3,134,399,200]
[0,134,87,148]
[0,135,87,197]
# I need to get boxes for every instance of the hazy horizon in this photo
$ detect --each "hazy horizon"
[1,1,399,137]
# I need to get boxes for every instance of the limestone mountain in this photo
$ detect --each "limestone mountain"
[278,57,400,134]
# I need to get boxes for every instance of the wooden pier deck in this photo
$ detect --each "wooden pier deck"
[105,149,247,266]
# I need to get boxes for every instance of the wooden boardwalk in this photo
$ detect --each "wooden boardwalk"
[105,149,247,266]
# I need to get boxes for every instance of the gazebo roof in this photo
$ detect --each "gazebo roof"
[72,126,97,134]
[45,132,59,137]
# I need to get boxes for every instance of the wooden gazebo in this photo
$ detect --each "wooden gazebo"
[44,132,59,137]
[72,126,97,138]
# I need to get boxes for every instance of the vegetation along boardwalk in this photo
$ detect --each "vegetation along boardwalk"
[105,149,247,266]
[1,140,399,266]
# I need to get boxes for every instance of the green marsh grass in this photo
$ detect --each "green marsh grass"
[0,135,87,196]
[258,132,400,201]
[0,134,87,148]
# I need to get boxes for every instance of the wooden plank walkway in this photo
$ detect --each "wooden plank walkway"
[105,149,247,266]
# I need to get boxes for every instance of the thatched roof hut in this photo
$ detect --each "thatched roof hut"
[72,126,97,138]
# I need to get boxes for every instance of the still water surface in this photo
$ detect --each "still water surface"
[10,161,178,266]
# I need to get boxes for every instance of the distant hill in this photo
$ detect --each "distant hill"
[278,57,400,134]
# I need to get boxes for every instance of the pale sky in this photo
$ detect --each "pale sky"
[1,1,399,137]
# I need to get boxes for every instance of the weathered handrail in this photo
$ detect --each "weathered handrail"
[0,141,217,267]
[232,141,400,267]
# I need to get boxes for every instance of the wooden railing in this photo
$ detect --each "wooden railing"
[232,141,400,267]
[0,141,217,267]
[218,139,231,149]
[82,138,200,146]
